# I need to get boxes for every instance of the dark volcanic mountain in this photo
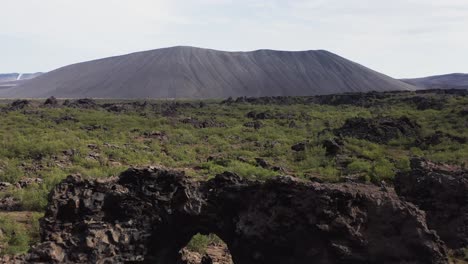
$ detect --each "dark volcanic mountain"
[0,46,415,98]
[401,73,468,90]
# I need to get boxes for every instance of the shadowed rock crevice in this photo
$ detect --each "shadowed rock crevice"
[15,167,449,264]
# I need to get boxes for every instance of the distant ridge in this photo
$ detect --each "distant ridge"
[401,73,468,90]
[0,46,415,98]
[0,72,43,89]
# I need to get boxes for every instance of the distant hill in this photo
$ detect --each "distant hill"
[0,72,43,89]
[401,73,468,90]
[0,73,20,83]
[0,47,415,98]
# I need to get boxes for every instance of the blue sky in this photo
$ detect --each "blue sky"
[1,0,467,77]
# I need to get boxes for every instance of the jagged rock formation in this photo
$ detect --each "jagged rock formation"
[0,46,415,99]
[333,116,421,144]
[10,167,448,263]
[395,158,468,249]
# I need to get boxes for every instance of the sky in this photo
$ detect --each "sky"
[1,0,467,78]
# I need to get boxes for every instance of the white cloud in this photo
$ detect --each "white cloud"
[0,0,467,77]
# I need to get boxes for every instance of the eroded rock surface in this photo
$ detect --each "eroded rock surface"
[13,167,448,263]
[395,158,468,249]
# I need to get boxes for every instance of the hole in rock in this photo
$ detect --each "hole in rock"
[179,233,233,264]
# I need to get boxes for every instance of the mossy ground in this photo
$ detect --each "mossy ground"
[0,91,466,255]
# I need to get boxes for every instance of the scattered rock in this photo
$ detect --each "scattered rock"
[0,182,12,191]
[181,118,226,129]
[0,196,21,211]
[86,152,101,161]
[207,156,230,167]
[271,166,286,173]
[236,157,249,163]
[255,158,269,169]
[103,104,128,113]
[103,143,121,149]
[253,112,272,120]
[243,121,262,129]
[395,158,468,249]
[0,178,44,212]
[87,144,99,150]
[81,125,108,131]
[141,131,168,141]
[14,167,448,263]
[15,178,43,189]
[54,115,79,124]
[322,138,343,156]
[245,111,257,119]
[159,102,195,117]
[65,98,99,109]
[62,149,77,157]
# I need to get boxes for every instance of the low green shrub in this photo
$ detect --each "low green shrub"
[0,216,30,255]
[186,233,223,254]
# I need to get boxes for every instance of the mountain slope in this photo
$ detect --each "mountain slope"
[0,47,415,98]
[401,73,468,90]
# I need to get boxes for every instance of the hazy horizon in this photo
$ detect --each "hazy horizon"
[2,0,467,78]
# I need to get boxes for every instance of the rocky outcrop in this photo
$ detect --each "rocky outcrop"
[395,158,468,249]
[334,116,421,144]
[15,167,448,263]
[6,100,30,111]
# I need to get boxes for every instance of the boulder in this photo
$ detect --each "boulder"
[291,142,307,152]
[322,138,343,156]
[43,96,58,106]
